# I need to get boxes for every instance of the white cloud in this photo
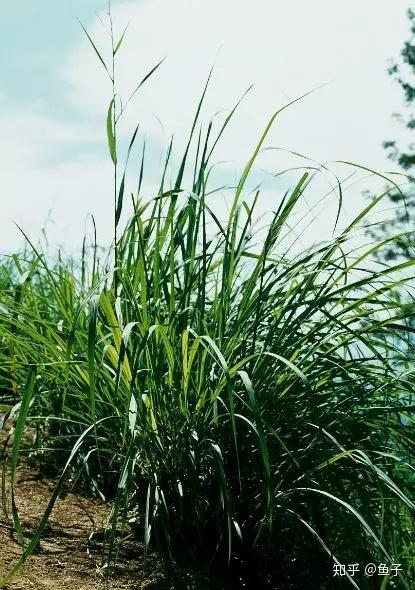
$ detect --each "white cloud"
[0,109,113,252]
[64,0,410,168]
[1,0,411,252]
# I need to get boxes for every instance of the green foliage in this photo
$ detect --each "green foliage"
[371,8,415,261]
[1,10,415,589]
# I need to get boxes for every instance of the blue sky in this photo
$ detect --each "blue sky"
[2,1,129,148]
[1,0,412,252]
[3,2,105,104]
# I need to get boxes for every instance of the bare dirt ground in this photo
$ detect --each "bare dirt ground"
[0,463,171,590]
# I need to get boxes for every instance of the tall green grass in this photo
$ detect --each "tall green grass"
[1,10,415,589]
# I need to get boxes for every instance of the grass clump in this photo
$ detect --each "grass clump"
[1,10,415,590]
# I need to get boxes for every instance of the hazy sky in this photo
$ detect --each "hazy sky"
[1,0,413,252]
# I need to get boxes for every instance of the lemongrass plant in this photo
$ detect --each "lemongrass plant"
[1,7,415,589]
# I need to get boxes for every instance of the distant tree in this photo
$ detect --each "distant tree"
[373,8,415,261]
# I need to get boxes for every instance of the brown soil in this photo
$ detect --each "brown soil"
[0,463,172,590]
